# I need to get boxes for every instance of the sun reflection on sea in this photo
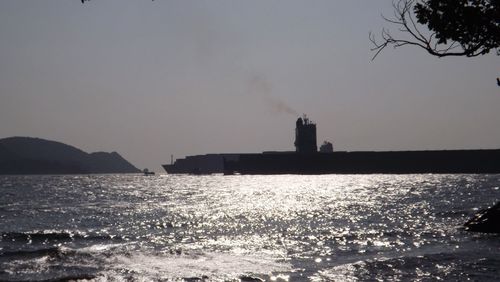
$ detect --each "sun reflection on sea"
[1,174,499,280]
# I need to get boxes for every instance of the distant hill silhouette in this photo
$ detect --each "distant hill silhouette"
[0,137,140,174]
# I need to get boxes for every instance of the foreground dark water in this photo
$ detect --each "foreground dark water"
[0,174,499,281]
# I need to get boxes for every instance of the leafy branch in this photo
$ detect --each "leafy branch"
[370,0,498,60]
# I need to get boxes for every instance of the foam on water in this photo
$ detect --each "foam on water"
[99,251,292,281]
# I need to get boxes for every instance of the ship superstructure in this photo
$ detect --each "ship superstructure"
[295,115,317,153]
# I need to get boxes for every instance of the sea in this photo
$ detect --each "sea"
[0,174,499,281]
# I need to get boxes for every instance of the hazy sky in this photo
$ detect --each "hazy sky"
[1,1,499,170]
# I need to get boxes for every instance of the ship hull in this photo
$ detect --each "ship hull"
[163,149,500,175]
[224,150,500,175]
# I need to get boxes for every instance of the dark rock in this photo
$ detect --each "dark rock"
[239,276,265,282]
[183,276,209,282]
[464,201,500,233]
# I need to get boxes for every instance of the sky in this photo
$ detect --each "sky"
[0,0,499,171]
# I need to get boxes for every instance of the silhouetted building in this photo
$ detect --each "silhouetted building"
[319,141,334,153]
[294,115,317,153]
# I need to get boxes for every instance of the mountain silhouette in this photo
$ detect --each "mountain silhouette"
[0,137,140,174]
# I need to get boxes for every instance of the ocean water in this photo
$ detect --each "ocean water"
[0,174,499,281]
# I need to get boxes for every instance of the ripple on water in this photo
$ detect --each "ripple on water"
[0,174,499,280]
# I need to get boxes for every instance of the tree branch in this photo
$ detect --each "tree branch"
[370,0,492,60]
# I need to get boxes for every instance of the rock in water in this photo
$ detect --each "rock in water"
[464,201,500,233]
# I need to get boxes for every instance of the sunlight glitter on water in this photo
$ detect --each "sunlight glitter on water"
[1,174,499,281]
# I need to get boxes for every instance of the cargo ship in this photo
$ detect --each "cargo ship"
[162,116,500,175]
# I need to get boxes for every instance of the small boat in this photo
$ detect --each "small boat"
[143,168,155,176]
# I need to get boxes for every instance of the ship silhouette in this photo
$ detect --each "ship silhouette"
[163,116,500,175]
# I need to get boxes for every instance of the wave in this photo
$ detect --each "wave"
[0,246,62,260]
[313,250,500,281]
[0,273,97,282]
[0,231,123,243]
[1,246,289,281]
